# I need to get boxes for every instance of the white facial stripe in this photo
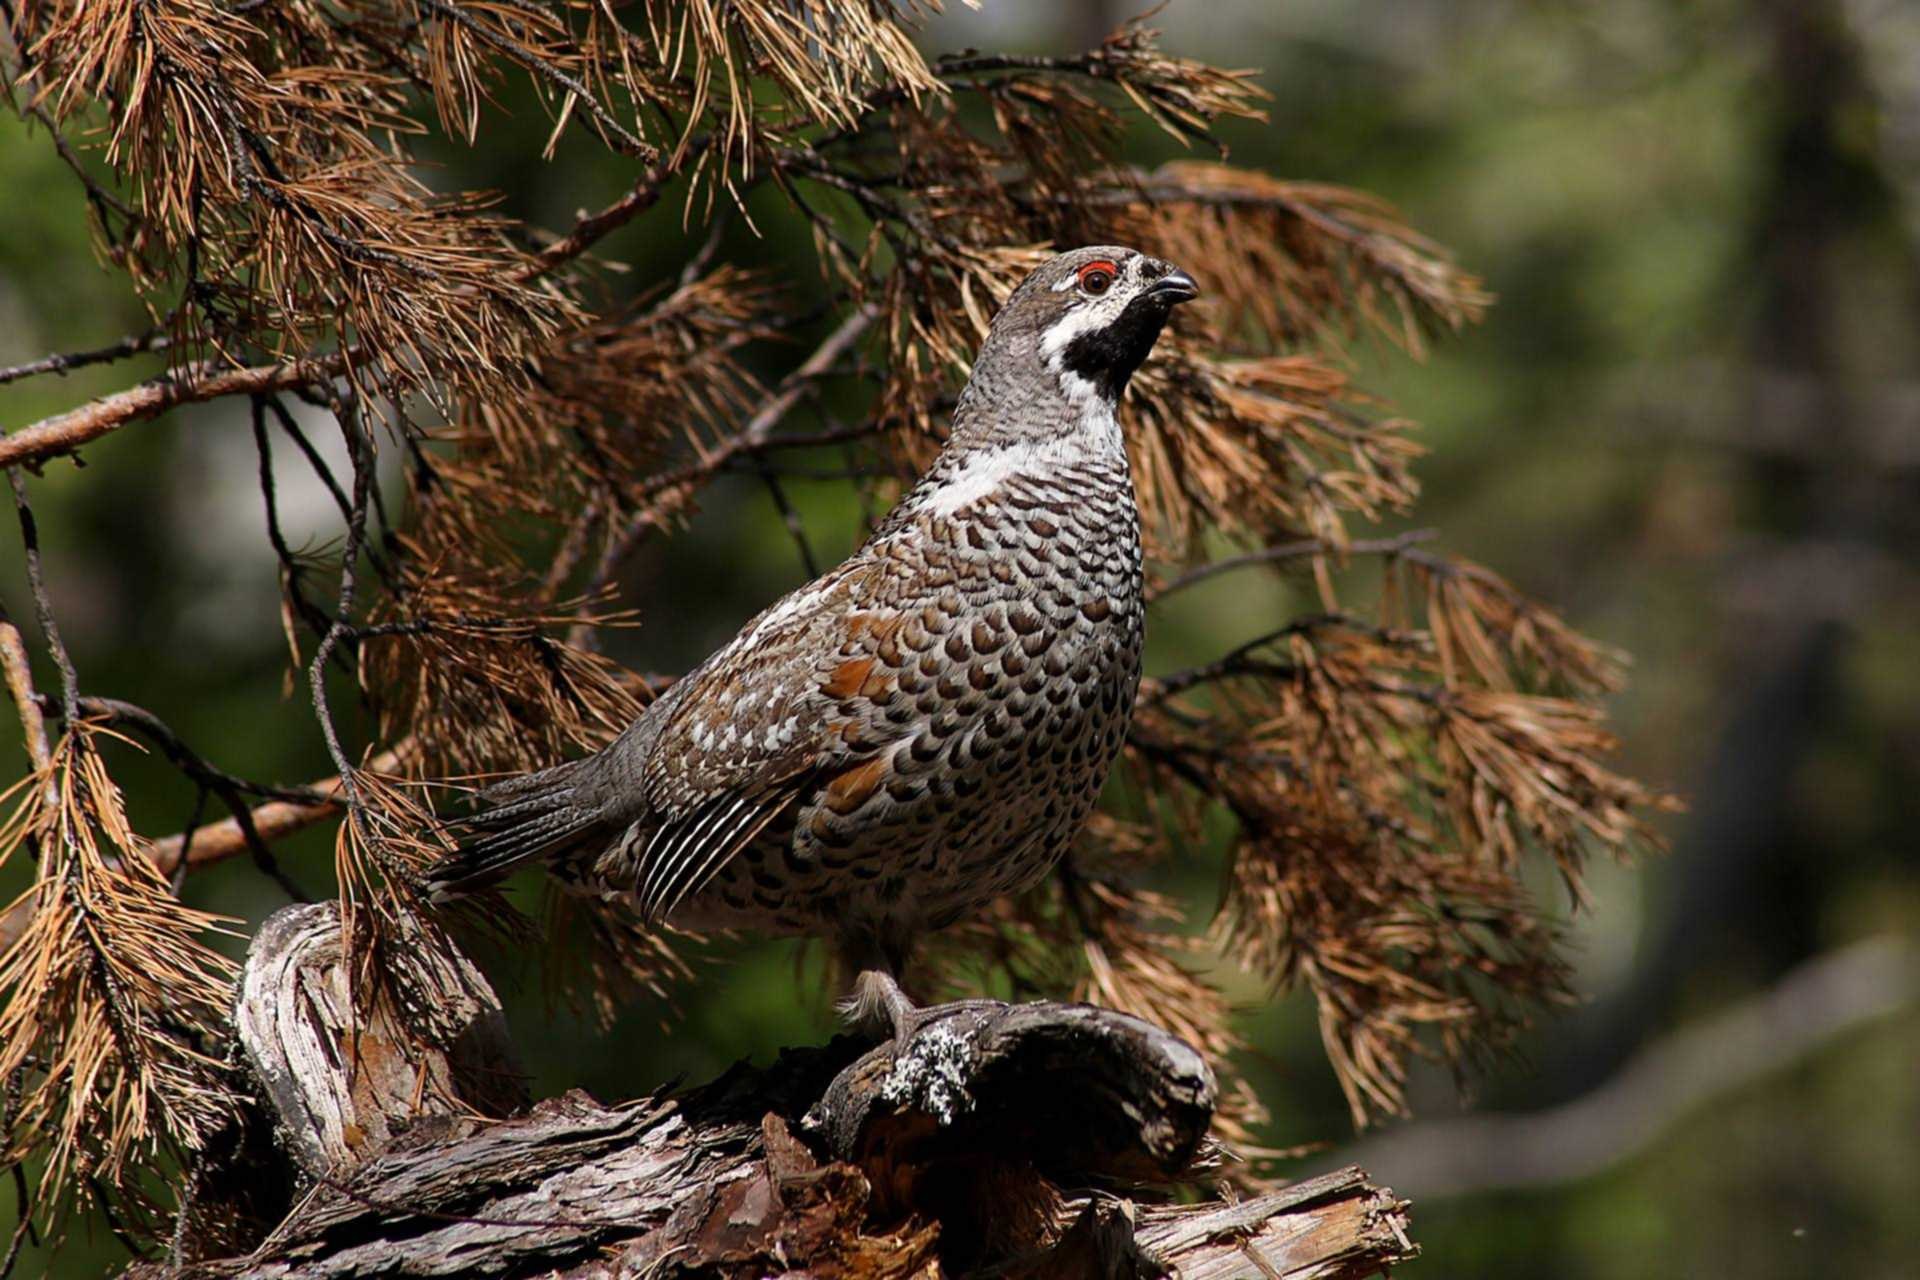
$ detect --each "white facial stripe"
[1039,303,1107,360]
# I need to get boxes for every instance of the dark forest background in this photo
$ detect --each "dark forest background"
[1,1,1915,1275]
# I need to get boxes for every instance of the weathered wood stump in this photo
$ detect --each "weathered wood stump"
[142,903,1415,1278]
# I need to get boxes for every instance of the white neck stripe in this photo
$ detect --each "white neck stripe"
[919,401,1124,519]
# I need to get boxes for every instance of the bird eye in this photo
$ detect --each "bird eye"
[1077,262,1116,296]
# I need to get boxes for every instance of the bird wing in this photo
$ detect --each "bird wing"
[628,556,916,920]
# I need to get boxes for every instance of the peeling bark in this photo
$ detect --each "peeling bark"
[141,905,1416,1278]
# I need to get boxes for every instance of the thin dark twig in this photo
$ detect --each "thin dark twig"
[7,472,79,726]
[677,207,732,287]
[1151,529,1439,602]
[172,786,210,895]
[47,695,315,902]
[307,388,373,807]
[252,399,341,645]
[1054,857,1101,939]
[629,421,888,497]
[755,467,820,578]
[779,157,956,254]
[758,422,892,452]
[39,697,330,807]
[0,332,171,387]
[524,155,679,278]
[261,397,352,523]
[0,1185,30,1280]
[262,397,400,590]
[848,436,883,536]
[1125,726,1265,831]
[779,174,867,266]
[934,50,1112,77]
[86,1176,143,1260]
[1,1070,38,1279]
[542,496,603,604]
[5,80,141,240]
[803,45,1136,151]
[721,459,891,481]
[574,306,878,638]
[1144,613,1420,704]
[343,611,631,643]
[1398,544,1554,611]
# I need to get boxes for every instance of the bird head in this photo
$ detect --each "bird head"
[985,246,1199,407]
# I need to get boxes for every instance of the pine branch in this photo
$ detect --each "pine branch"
[0,356,347,471]
[574,303,880,630]
[413,0,657,161]
[38,696,317,902]
[1150,528,1439,602]
[148,748,406,877]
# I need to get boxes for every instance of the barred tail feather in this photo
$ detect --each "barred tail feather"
[426,761,612,903]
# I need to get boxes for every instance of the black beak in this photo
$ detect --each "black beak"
[1146,267,1199,305]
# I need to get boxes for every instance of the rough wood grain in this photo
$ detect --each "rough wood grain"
[140,904,1418,1279]
[231,903,527,1177]
[1136,1169,1416,1279]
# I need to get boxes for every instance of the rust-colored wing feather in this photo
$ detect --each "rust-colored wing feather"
[620,558,912,917]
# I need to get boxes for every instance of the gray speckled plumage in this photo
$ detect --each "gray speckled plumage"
[429,246,1196,975]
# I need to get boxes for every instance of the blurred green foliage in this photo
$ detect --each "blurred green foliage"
[2,1,1915,1274]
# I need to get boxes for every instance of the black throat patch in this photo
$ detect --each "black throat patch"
[1059,296,1175,401]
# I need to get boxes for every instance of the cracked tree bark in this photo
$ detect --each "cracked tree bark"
[139,904,1416,1279]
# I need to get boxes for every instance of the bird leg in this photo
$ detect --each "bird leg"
[835,930,922,1047]
[837,967,922,1048]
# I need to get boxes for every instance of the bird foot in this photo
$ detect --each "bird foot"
[837,968,922,1050]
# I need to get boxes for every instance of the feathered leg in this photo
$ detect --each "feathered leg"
[834,928,921,1047]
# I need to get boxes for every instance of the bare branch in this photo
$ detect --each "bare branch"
[305,393,374,793]
[1151,528,1440,602]
[147,748,405,877]
[8,473,78,722]
[0,603,51,777]
[43,696,316,902]
[0,355,346,471]
[0,333,171,388]
[249,399,340,649]
[522,156,682,280]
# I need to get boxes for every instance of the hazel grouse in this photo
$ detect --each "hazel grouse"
[428,246,1198,1035]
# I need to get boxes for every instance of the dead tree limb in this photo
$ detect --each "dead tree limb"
[145,903,1417,1278]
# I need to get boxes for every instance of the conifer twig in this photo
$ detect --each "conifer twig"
[1151,529,1439,601]
[0,356,347,471]
[0,333,171,388]
[574,304,879,633]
